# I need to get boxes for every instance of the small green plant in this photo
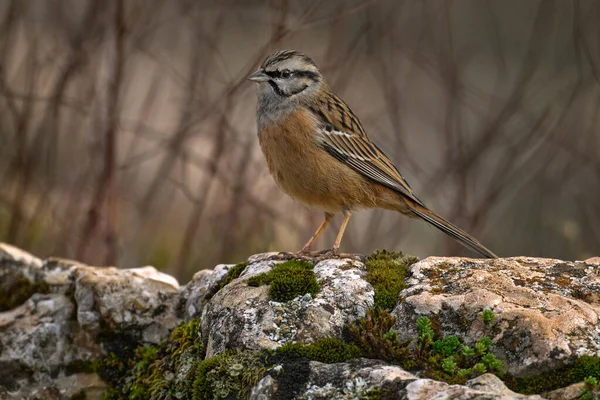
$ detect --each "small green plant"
[474,336,492,354]
[413,317,503,384]
[581,376,600,400]
[473,363,488,374]
[433,335,461,357]
[346,310,503,384]
[364,250,419,310]
[462,346,475,357]
[442,357,457,373]
[247,260,320,302]
[481,353,504,371]
[482,309,495,324]
[416,316,435,355]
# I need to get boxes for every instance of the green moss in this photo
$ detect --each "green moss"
[192,350,269,400]
[131,346,161,399]
[206,262,249,301]
[97,352,129,393]
[97,318,204,400]
[275,338,360,363]
[248,259,320,302]
[220,262,248,288]
[347,308,414,369]
[167,317,203,359]
[0,276,50,312]
[504,355,600,394]
[364,250,418,310]
[192,355,222,400]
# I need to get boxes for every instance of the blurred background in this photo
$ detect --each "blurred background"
[0,0,598,281]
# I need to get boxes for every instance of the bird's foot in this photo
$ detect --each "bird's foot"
[295,248,331,259]
[268,249,363,262]
[297,245,314,255]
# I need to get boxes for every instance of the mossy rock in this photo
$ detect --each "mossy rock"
[192,349,269,400]
[364,250,418,310]
[248,259,320,302]
[206,261,249,301]
[97,318,203,400]
[346,308,414,369]
[274,338,360,364]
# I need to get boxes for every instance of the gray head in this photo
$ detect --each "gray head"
[248,50,325,128]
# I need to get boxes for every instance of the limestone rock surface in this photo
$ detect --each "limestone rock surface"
[251,360,544,400]
[1,243,599,400]
[201,257,374,358]
[394,256,600,376]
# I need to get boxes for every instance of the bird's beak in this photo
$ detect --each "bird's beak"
[247,69,269,83]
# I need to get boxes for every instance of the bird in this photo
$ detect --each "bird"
[248,49,497,258]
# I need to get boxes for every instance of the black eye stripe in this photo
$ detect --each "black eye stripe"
[265,70,288,79]
[265,70,319,82]
[265,70,282,79]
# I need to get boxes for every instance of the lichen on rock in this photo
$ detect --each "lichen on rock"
[1,243,600,399]
[394,256,600,378]
[201,255,374,358]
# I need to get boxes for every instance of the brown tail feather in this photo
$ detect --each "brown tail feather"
[410,206,497,258]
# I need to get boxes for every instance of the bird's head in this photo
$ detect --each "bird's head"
[248,50,324,102]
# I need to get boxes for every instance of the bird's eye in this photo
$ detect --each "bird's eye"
[281,69,291,78]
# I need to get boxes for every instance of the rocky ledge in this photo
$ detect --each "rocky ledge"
[1,243,599,400]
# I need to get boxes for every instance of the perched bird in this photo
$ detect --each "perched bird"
[248,50,497,258]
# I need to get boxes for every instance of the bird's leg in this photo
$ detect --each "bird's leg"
[299,212,334,254]
[332,210,352,255]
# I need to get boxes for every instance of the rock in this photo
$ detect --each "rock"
[201,257,374,358]
[249,375,277,400]
[393,256,600,376]
[254,359,541,399]
[0,293,104,399]
[74,263,180,343]
[405,375,543,399]
[585,257,600,265]
[544,381,586,400]
[0,244,181,399]
[1,243,599,399]
[466,374,540,398]
[0,243,43,269]
[181,263,236,319]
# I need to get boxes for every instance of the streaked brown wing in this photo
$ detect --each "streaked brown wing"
[309,95,426,208]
